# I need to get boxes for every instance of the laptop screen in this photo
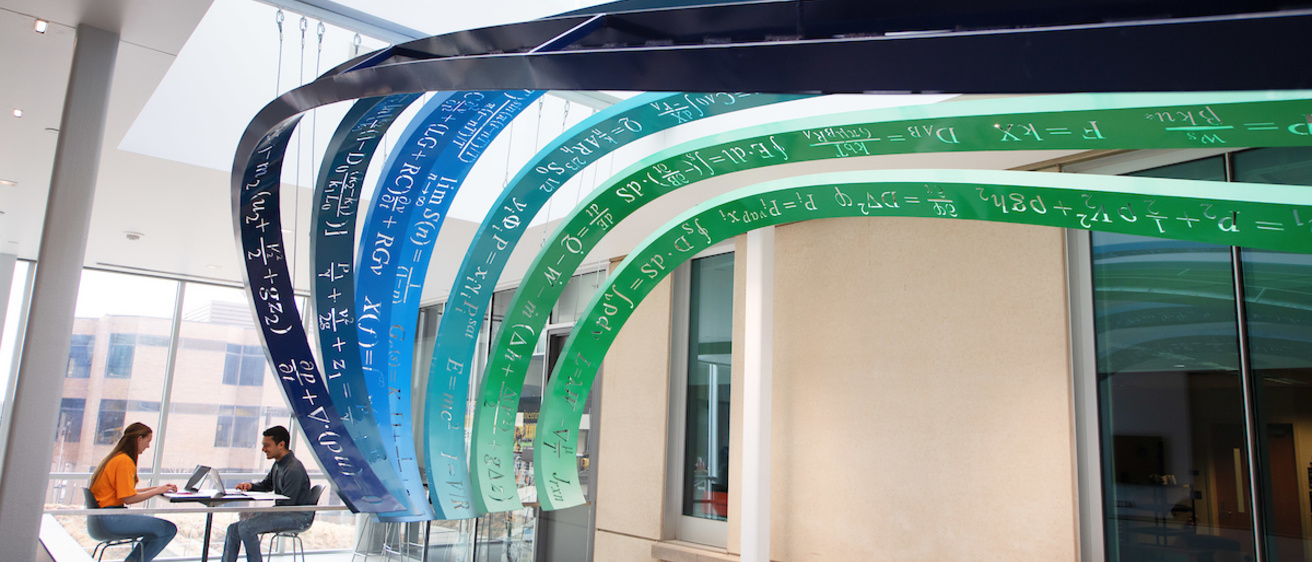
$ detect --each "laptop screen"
[183,465,211,492]
[205,467,226,491]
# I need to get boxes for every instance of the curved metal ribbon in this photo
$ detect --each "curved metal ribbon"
[534,169,1312,508]
[382,89,543,519]
[311,94,422,514]
[469,91,1312,511]
[357,91,540,521]
[432,92,811,514]
[235,117,404,512]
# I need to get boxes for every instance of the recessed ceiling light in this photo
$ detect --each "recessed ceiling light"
[44,127,59,134]
[12,109,22,118]
[124,231,144,241]
[0,180,16,187]
[34,19,48,34]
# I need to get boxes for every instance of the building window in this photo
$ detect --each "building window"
[105,333,135,378]
[66,335,93,378]
[95,399,127,445]
[668,248,734,547]
[1088,147,1312,562]
[222,344,265,386]
[56,398,85,444]
[214,405,260,448]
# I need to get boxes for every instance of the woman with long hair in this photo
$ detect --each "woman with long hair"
[88,422,178,562]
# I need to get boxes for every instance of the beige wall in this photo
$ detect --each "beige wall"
[768,216,1077,561]
[594,272,674,560]
[595,216,1080,561]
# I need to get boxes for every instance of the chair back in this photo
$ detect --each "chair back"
[82,487,111,540]
[301,484,325,528]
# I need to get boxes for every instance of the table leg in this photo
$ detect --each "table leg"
[422,520,431,562]
[200,512,214,562]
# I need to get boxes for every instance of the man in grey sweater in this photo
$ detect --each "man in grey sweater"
[222,426,314,562]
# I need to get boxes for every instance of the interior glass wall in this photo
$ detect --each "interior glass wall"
[1094,147,1312,562]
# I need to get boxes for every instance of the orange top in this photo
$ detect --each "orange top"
[89,453,137,507]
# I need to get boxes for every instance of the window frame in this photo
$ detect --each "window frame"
[666,242,734,547]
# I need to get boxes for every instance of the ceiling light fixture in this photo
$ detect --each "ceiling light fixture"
[0,180,16,187]
[12,109,22,118]
[124,231,144,241]
[34,19,47,33]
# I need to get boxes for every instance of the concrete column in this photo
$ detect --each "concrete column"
[0,24,117,555]
[740,227,774,562]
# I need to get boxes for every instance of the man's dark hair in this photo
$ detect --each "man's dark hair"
[263,425,291,448]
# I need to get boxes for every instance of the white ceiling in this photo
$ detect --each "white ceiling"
[0,0,1079,299]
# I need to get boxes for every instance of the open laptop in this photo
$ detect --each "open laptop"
[166,465,247,499]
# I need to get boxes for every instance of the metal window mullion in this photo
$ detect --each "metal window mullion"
[1233,246,1269,562]
[147,280,187,486]
[1225,150,1268,562]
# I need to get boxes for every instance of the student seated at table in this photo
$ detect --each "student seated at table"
[221,425,313,562]
[89,422,178,562]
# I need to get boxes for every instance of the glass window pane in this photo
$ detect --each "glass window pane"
[551,270,606,325]
[67,335,93,378]
[53,270,175,486]
[161,283,290,478]
[1129,155,1226,182]
[1233,146,1312,187]
[1093,232,1255,557]
[683,253,733,521]
[1236,147,1312,561]
[57,398,85,444]
[0,260,31,406]
[105,333,136,378]
[1241,248,1312,562]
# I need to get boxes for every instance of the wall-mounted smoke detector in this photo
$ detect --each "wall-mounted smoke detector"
[124,231,144,241]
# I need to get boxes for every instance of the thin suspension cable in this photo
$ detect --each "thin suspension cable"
[541,100,570,248]
[274,10,284,95]
[532,98,545,155]
[502,120,515,188]
[310,21,324,179]
[311,21,324,218]
[291,15,307,289]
